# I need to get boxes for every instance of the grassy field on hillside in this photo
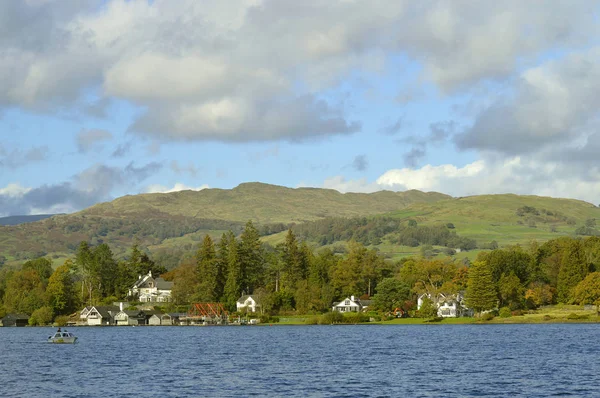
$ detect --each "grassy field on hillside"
[1,185,598,267]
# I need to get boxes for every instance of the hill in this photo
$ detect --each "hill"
[0,183,449,264]
[0,183,598,267]
[0,214,56,226]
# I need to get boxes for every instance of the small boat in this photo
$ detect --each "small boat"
[48,329,77,344]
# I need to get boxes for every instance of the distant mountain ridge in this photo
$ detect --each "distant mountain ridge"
[0,214,56,226]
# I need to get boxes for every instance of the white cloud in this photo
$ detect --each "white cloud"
[0,183,32,198]
[321,157,600,204]
[456,47,600,155]
[144,183,209,194]
[1,1,595,141]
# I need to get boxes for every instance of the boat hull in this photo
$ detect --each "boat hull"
[48,337,77,344]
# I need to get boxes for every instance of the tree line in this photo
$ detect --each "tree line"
[2,222,600,324]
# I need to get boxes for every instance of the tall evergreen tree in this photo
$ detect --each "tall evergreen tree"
[216,231,236,301]
[465,261,497,315]
[93,243,119,298]
[223,234,242,310]
[238,221,264,293]
[196,235,218,301]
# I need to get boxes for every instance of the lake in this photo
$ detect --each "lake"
[1,324,599,397]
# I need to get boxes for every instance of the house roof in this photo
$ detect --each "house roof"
[93,306,119,318]
[155,278,173,290]
[2,313,30,321]
[237,295,254,304]
[124,310,144,317]
[332,297,371,307]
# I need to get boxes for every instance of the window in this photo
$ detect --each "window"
[345,300,350,306]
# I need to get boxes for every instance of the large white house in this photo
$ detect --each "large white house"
[417,292,473,318]
[128,271,173,303]
[332,296,372,313]
[236,295,260,313]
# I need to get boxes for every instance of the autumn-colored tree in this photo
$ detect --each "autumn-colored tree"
[169,259,200,304]
[46,260,78,315]
[525,282,554,307]
[573,272,600,315]
[3,269,47,315]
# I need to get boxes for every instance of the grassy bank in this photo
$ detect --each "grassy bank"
[273,305,600,326]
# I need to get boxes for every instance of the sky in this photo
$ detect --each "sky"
[1,0,600,217]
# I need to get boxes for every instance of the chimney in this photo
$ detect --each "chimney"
[119,302,124,311]
[351,295,355,301]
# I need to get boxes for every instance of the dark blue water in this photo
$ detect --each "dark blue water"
[1,324,599,397]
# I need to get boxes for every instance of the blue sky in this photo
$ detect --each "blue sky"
[1,0,600,216]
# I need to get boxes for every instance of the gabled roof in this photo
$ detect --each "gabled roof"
[82,305,119,319]
[237,295,254,304]
[333,297,362,306]
[2,313,30,321]
[155,278,173,290]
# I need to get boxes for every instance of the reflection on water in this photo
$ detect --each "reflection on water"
[1,324,600,397]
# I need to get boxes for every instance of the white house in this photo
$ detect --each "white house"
[236,295,260,313]
[129,271,173,303]
[332,296,371,313]
[417,292,473,318]
[148,314,162,326]
[114,310,146,326]
[79,305,119,326]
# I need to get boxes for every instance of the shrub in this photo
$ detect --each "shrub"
[318,312,344,325]
[304,316,319,325]
[480,313,495,321]
[567,313,589,320]
[54,315,70,327]
[511,310,525,316]
[259,314,279,324]
[499,307,512,318]
[343,312,370,324]
[29,306,54,326]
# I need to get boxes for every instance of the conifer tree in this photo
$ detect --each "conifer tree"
[216,231,236,301]
[196,235,218,301]
[238,221,264,293]
[465,261,497,315]
[223,234,242,310]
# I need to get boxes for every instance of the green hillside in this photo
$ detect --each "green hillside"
[0,183,449,264]
[386,194,600,245]
[0,183,598,268]
[82,182,450,223]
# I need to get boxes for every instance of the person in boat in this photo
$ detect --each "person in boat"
[57,327,62,332]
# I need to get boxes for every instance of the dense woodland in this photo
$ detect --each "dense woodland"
[2,219,600,325]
